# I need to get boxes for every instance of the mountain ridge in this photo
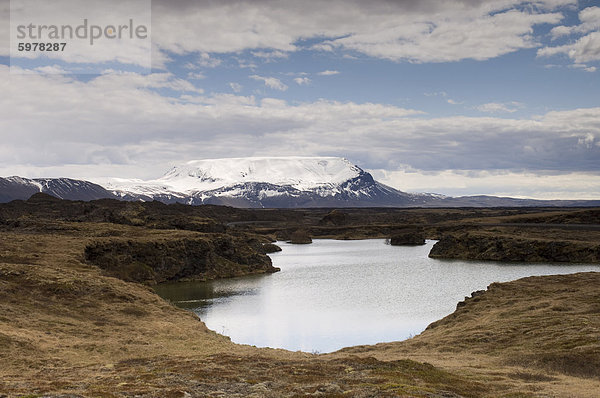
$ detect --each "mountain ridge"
[1,157,599,207]
[101,157,433,207]
[0,176,117,203]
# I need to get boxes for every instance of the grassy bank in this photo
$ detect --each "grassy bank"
[1,197,599,396]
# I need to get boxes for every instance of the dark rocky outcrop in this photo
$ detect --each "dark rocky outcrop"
[319,210,348,226]
[288,229,312,244]
[0,195,227,233]
[84,235,279,284]
[429,234,600,263]
[389,230,426,246]
[260,242,283,254]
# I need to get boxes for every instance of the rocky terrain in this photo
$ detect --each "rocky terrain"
[84,235,279,284]
[288,229,313,244]
[1,196,599,396]
[429,233,600,263]
[389,229,426,246]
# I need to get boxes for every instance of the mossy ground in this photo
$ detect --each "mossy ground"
[1,200,599,396]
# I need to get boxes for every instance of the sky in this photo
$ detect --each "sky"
[1,0,599,199]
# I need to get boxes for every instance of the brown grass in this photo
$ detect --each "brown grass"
[0,221,486,397]
[2,203,600,396]
[337,272,600,397]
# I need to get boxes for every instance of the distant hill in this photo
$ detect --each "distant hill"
[423,195,600,208]
[0,177,117,203]
[1,157,599,207]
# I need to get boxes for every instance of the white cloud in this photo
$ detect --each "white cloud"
[371,168,600,200]
[187,72,206,80]
[32,65,72,74]
[250,75,288,91]
[148,0,574,63]
[193,53,222,68]
[6,0,152,71]
[540,7,600,67]
[447,99,462,105]
[318,70,340,76]
[0,0,579,68]
[294,77,311,85]
[0,66,598,199]
[229,82,243,93]
[313,8,564,63]
[538,31,600,64]
[571,64,597,72]
[251,50,289,60]
[0,0,9,56]
[235,58,258,69]
[424,91,447,97]
[550,6,600,39]
[550,25,573,39]
[476,101,524,113]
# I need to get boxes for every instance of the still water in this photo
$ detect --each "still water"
[154,239,599,353]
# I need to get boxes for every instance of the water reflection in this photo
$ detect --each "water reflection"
[154,274,265,310]
[154,239,599,353]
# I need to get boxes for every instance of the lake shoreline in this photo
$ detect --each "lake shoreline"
[155,238,599,353]
[1,197,600,396]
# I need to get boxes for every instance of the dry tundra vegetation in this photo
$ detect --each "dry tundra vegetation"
[1,193,600,397]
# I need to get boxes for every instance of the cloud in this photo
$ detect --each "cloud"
[538,31,600,64]
[250,75,288,91]
[251,50,289,61]
[229,82,243,93]
[0,0,8,56]
[187,72,206,80]
[1,0,597,201]
[476,101,524,113]
[294,77,310,85]
[147,0,574,63]
[323,9,564,63]
[549,6,600,39]
[1,0,579,69]
[1,66,598,186]
[5,0,152,72]
[234,58,258,69]
[186,53,222,68]
[371,168,600,199]
[539,7,600,68]
[424,91,447,97]
[318,70,340,76]
[447,99,462,105]
[570,63,597,72]
[32,65,72,74]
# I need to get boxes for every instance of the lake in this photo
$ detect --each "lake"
[154,239,599,353]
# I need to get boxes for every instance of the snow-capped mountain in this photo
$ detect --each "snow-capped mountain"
[104,157,432,207]
[0,177,117,203]
[3,158,599,207]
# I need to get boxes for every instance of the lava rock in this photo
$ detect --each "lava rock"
[389,231,426,246]
[289,229,312,244]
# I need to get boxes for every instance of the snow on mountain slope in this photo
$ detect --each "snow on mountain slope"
[102,157,426,207]
[0,177,116,203]
[109,157,362,195]
[4,165,599,207]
